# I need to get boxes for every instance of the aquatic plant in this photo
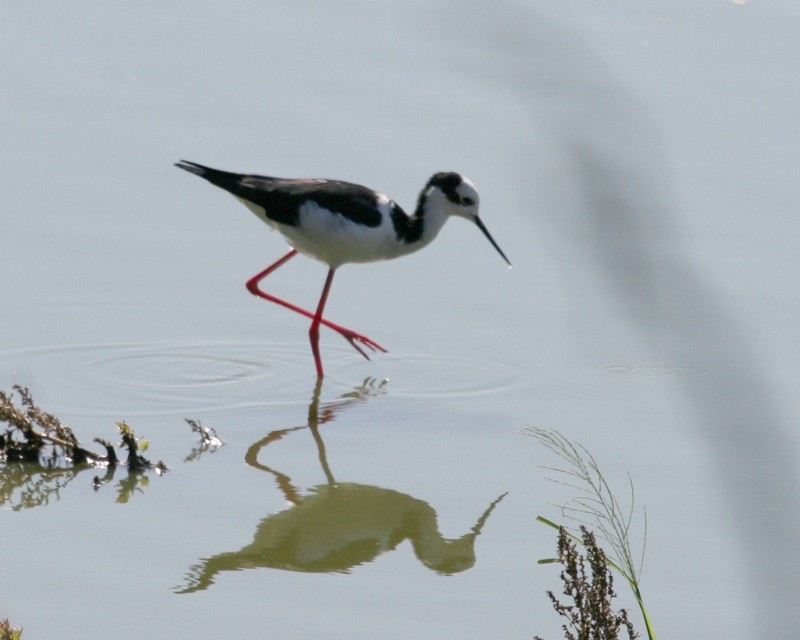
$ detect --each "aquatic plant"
[1,385,221,508]
[526,427,654,640]
[183,419,224,463]
[0,618,23,640]
[0,385,159,470]
[534,526,638,640]
[0,385,103,465]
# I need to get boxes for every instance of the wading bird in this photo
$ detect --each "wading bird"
[175,161,510,377]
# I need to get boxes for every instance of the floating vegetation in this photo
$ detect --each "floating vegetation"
[526,427,655,640]
[0,385,161,470]
[534,526,638,640]
[183,419,224,463]
[0,385,222,509]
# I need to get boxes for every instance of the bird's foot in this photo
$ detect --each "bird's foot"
[334,328,388,361]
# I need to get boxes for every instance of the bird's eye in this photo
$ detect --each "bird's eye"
[461,196,475,206]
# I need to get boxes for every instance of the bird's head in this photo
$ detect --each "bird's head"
[424,172,480,218]
[423,172,511,267]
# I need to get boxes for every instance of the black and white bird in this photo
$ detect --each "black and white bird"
[175,161,510,378]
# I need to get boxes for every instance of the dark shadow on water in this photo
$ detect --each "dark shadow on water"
[176,378,506,593]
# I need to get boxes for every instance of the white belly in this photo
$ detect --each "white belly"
[239,196,412,268]
[282,203,404,267]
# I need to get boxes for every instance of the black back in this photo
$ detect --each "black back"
[175,161,388,228]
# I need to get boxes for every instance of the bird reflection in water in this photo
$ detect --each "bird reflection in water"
[177,379,506,593]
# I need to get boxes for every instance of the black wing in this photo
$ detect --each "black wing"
[175,160,386,228]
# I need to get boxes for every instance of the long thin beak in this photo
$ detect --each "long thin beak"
[474,216,512,267]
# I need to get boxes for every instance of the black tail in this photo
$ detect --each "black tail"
[174,160,246,194]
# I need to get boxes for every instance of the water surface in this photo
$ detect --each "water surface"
[2,2,799,638]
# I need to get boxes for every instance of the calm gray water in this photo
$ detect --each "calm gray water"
[2,2,799,638]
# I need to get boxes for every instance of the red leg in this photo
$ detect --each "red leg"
[309,268,336,377]
[245,249,388,360]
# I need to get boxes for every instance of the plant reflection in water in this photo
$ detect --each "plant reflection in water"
[177,378,507,593]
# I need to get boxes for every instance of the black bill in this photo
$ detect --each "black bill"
[474,216,512,267]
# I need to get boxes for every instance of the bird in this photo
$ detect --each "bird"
[175,160,511,377]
